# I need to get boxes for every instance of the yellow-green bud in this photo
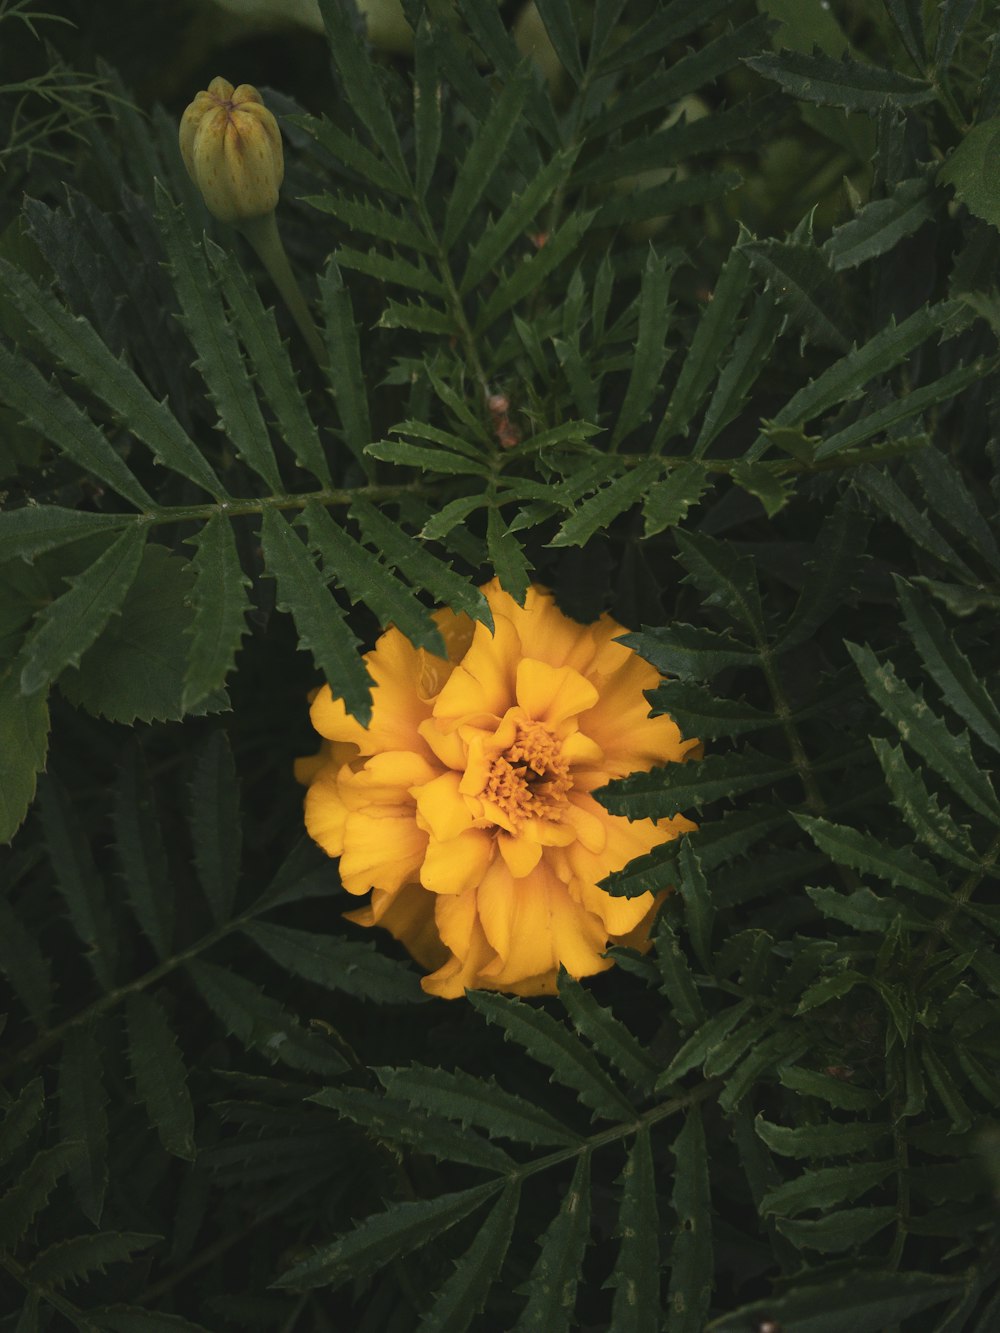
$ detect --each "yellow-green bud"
[179,77,283,224]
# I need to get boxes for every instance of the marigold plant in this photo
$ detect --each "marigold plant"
[297,580,698,997]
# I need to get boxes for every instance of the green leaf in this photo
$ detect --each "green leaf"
[88,1308,214,1332]
[365,438,488,476]
[719,1027,811,1112]
[825,177,934,270]
[514,1153,591,1333]
[607,1127,660,1333]
[443,63,534,248]
[744,49,934,111]
[642,464,712,537]
[29,1231,160,1288]
[654,914,706,1031]
[317,258,373,469]
[113,744,173,957]
[275,1181,501,1291]
[59,1025,109,1225]
[908,444,1000,573]
[871,738,979,871]
[302,501,445,654]
[413,19,442,199]
[594,170,743,229]
[884,0,925,65]
[760,1159,894,1217]
[38,775,117,991]
[0,506,133,567]
[351,497,493,629]
[742,237,851,351]
[600,837,685,900]
[729,461,794,517]
[469,992,635,1121]
[795,813,948,902]
[806,884,931,932]
[421,495,487,543]
[621,623,759,681]
[815,363,982,459]
[300,114,407,197]
[243,921,424,1004]
[599,0,741,74]
[854,464,975,578]
[694,291,783,455]
[675,841,714,972]
[0,1079,45,1168]
[337,244,444,297]
[0,1142,83,1247]
[534,0,584,81]
[378,297,455,336]
[657,1000,754,1088]
[935,0,978,69]
[487,506,533,603]
[260,507,372,725]
[557,972,658,1089]
[19,525,146,695]
[59,543,226,725]
[186,959,349,1077]
[206,238,332,487]
[0,340,153,510]
[647,680,773,740]
[550,458,662,548]
[377,1064,581,1148]
[418,1182,521,1333]
[778,495,871,650]
[305,191,433,254]
[0,261,225,499]
[896,576,1000,754]
[309,1085,514,1173]
[611,250,674,446]
[0,671,49,844]
[156,186,283,494]
[777,1065,880,1110]
[674,529,764,635]
[182,515,251,712]
[777,1205,897,1252]
[0,895,52,1027]
[596,751,794,820]
[125,992,196,1160]
[939,116,1000,232]
[754,1113,890,1158]
[667,1108,712,1333]
[706,1270,964,1333]
[189,730,242,925]
[461,149,578,294]
[474,211,595,335]
[847,641,1000,820]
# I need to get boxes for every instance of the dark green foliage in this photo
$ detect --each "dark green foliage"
[2,0,1000,1328]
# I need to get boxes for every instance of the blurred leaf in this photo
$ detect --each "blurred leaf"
[514,1153,590,1333]
[0,672,49,844]
[939,116,1000,232]
[667,1109,712,1333]
[125,992,196,1161]
[745,50,934,111]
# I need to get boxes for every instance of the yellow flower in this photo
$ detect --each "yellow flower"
[179,77,283,224]
[296,580,699,998]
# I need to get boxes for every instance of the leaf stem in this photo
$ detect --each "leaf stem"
[240,213,327,369]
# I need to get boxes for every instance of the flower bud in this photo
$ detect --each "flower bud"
[179,77,283,224]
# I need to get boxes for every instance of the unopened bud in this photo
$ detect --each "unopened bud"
[179,77,283,224]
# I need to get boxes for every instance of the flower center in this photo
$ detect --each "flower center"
[483,722,571,826]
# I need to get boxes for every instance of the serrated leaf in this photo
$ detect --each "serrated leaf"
[745,49,934,111]
[19,525,146,695]
[657,1000,754,1088]
[413,19,442,199]
[378,297,456,335]
[693,290,784,457]
[206,238,331,487]
[761,1159,894,1218]
[848,641,1000,820]
[38,775,117,990]
[908,445,1000,572]
[600,837,684,900]
[674,529,763,634]
[655,912,706,1031]
[0,261,225,499]
[309,1085,514,1173]
[114,744,173,957]
[642,464,712,537]
[598,0,740,74]
[730,461,794,517]
[187,959,349,1077]
[275,1181,500,1291]
[594,170,743,229]
[646,680,773,740]
[706,1270,965,1333]
[125,992,196,1160]
[474,211,595,335]
[419,1182,521,1333]
[777,1205,897,1252]
[156,186,282,493]
[871,738,979,871]
[778,495,870,650]
[88,1308,214,1332]
[487,506,533,603]
[305,190,433,253]
[795,813,949,902]
[612,250,674,446]
[550,458,662,548]
[29,1231,160,1288]
[243,921,424,1004]
[826,177,934,270]
[337,244,443,296]
[59,1025,108,1224]
[719,1027,811,1112]
[807,884,931,932]
[302,500,445,654]
[607,1127,660,1333]
[777,1066,880,1111]
[365,437,489,475]
[854,464,975,578]
[468,992,635,1121]
[816,364,982,459]
[557,972,658,1089]
[935,0,978,69]
[0,1142,83,1247]
[350,497,493,629]
[0,1078,45,1169]
[742,237,850,351]
[668,1108,712,1333]
[182,515,251,712]
[421,495,486,542]
[301,113,407,197]
[376,1064,580,1148]
[0,671,49,845]
[939,116,1000,232]
[754,1113,890,1159]
[596,750,794,820]
[317,257,373,469]
[260,507,372,725]
[621,623,759,681]
[515,1153,590,1333]
[0,340,153,510]
[189,730,241,925]
[0,507,134,567]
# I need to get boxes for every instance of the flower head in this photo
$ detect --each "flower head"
[297,581,698,998]
[179,77,283,224]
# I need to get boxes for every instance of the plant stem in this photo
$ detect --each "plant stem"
[241,212,327,368]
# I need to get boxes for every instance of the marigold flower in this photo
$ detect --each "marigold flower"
[179,76,283,224]
[296,580,698,998]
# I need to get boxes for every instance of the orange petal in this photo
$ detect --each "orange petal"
[303,772,348,858]
[339,810,427,896]
[420,828,495,895]
[413,770,476,841]
[497,831,543,878]
[515,658,599,726]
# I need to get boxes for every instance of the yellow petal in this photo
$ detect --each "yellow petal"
[345,882,448,971]
[515,658,599,726]
[562,794,608,854]
[340,810,427,895]
[303,772,348,858]
[497,831,543,878]
[420,828,495,895]
[413,770,476,841]
[433,615,520,724]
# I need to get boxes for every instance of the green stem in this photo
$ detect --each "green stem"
[241,212,327,369]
